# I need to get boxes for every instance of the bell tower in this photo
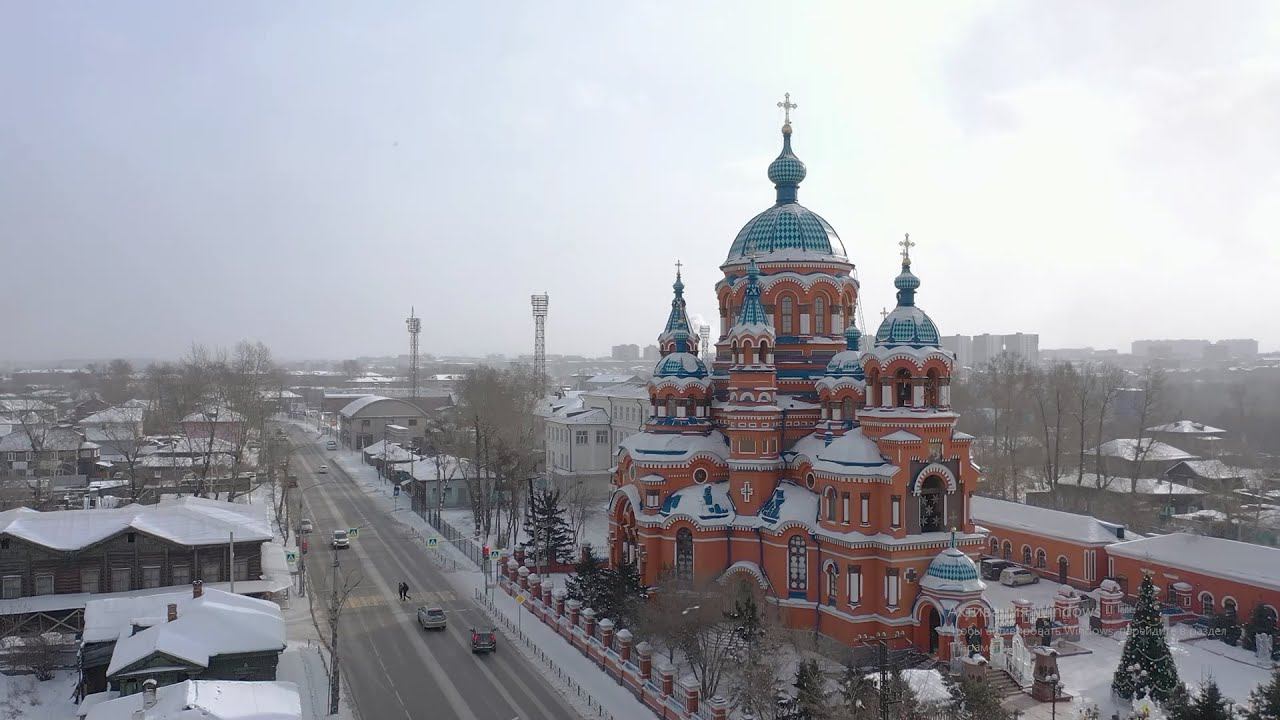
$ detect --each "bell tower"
[723,258,781,515]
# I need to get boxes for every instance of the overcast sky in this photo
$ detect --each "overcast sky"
[3,2,1279,363]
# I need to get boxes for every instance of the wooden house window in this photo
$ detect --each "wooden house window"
[1,576,20,599]
[142,566,161,589]
[81,568,99,594]
[234,557,251,582]
[34,573,54,596]
[112,567,131,592]
[172,565,191,587]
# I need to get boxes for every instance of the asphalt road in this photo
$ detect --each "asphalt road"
[284,425,580,720]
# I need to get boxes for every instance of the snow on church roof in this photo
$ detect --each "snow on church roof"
[1107,533,1280,592]
[619,431,730,463]
[970,496,1123,545]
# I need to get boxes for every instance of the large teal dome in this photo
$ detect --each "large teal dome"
[724,123,848,265]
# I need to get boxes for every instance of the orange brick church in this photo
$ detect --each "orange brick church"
[608,105,992,656]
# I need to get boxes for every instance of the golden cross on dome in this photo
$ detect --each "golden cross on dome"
[777,92,797,124]
[880,306,889,321]
[899,233,916,262]
[675,259,683,276]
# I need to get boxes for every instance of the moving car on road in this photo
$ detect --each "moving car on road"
[299,519,313,534]
[318,464,328,474]
[417,607,446,631]
[1000,567,1039,587]
[470,628,497,654]
[331,529,349,549]
[326,440,337,450]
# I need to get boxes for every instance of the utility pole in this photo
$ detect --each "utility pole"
[229,530,235,594]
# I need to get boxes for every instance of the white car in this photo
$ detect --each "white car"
[1000,567,1040,587]
[318,465,328,474]
[331,530,349,549]
[326,440,337,450]
[298,519,313,534]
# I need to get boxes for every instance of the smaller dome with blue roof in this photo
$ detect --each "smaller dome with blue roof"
[653,349,709,379]
[920,534,985,595]
[874,236,942,348]
[824,322,866,379]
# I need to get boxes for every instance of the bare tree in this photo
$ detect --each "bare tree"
[1127,366,1168,493]
[671,578,744,700]
[1031,361,1078,503]
[94,412,150,502]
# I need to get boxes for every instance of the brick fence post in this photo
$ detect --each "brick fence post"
[616,628,633,664]
[566,599,582,628]
[680,675,700,715]
[636,641,652,682]
[708,694,729,720]
[599,618,615,649]
[553,587,566,618]
[582,607,597,637]
[517,565,530,590]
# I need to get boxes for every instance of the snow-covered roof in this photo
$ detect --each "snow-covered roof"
[1090,438,1197,462]
[81,407,146,425]
[880,430,922,443]
[1146,420,1226,436]
[85,680,300,720]
[660,482,734,523]
[1057,474,1206,496]
[338,395,424,419]
[587,373,641,384]
[180,407,245,424]
[586,384,650,400]
[796,429,898,478]
[971,496,1124,544]
[0,496,271,552]
[406,454,491,481]
[619,430,729,464]
[1106,533,1280,592]
[759,481,819,527]
[547,408,610,425]
[105,590,284,677]
[1168,459,1261,481]
[0,425,88,452]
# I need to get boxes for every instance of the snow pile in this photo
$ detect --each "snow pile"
[85,680,301,720]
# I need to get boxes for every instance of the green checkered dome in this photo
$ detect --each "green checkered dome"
[875,257,941,348]
[725,123,848,264]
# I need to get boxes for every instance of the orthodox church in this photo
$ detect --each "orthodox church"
[608,104,992,657]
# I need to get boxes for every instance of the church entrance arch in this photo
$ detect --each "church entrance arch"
[928,607,942,654]
[918,476,946,533]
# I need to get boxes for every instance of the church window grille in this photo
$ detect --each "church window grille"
[895,369,912,407]
[780,296,794,335]
[825,563,838,605]
[847,565,862,605]
[787,536,807,596]
[1002,541,1012,560]
[918,477,945,533]
[841,398,854,422]
[1035,548,1047,569]
[676,528,694,580]
[925,369,940,407]
[1022,545,1032,566]
[885,568,900,608]
[824,488,837,521]
[814,297,826,334]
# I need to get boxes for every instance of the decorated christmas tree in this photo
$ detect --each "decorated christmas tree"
[1112,573,1182,704]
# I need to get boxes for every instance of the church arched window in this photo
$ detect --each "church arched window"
[787,535,808,596]
[825,563,839,606]
[731,340,740,365]
[824,487,837,521]
[759,341,771,364]
[895,369,912,407]
[685,398,698,418]
[814,296,826,335]
[665,396,676,418]
[779,296,794,335]
[841,397,855,422]
[925,369,940,407]
[676,528,694,580]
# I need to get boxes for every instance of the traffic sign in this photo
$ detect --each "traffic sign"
[515,594,527,605]
[347,528,359,538]
[426,537,439,548]
[393,484,400,496]
[286,551,298,562]
[488,549,500,560]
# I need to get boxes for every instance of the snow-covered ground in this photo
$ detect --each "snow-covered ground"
[0,671,78,720]
[982,575,1275,717]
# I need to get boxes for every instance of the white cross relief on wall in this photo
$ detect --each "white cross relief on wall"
[740,482,753,503]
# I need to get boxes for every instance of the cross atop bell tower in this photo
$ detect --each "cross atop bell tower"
[776,92,797,126]
[899,233,916,265]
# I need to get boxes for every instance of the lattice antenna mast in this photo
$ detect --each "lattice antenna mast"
[406,307,421,399]
[531,293,549,384]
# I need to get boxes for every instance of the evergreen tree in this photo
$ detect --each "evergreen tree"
[1245,668,1280,720]
[944,675,1011,720]
[885,666,923,720]
[1174,680,1236,720]
[836,665,876,720]
[1112,574,1182,703]
[1243,605,1276,652]
[565,545,607,611]
[1165,681,1193,720]
[597,560,648,628]
[521,487,574,566]
[792,659,829,720]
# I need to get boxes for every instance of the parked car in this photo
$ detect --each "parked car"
[417,606,447,631]
[980,558,1015,581]
[299,519,313,534]
[318,464,328,474]
[326,440,337,450]
[1000,567,1040,587]
[470,628,497,654]
[331,530,349,549]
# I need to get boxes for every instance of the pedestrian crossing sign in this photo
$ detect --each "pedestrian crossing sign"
[488,549,500,560]
[427,537,439,548]
[347,528,359,538]
[286,551,298,562]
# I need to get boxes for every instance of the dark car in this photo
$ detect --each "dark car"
[470,628,497,654]
[980,558,1014,581]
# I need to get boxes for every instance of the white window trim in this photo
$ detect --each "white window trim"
[847,566,862,606]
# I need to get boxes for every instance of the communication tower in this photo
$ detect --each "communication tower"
[531,293,549,382]
[406,307,421,398]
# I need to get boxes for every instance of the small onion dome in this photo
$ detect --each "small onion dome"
[920,545,985,595]
[767,123,807,190]
[824,324,865,379]
[875,257,940,348]
[653,348,709,379]
[729,258,774,337]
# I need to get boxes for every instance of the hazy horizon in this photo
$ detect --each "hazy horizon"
[4,2,1279,363]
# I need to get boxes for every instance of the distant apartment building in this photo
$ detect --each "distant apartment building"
[642,344,660,361]
[610,344,641,361]
[1132,338,1257,362]
[945,332,1040,367]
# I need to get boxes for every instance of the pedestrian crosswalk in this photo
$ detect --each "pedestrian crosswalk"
[344,589,457,611]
